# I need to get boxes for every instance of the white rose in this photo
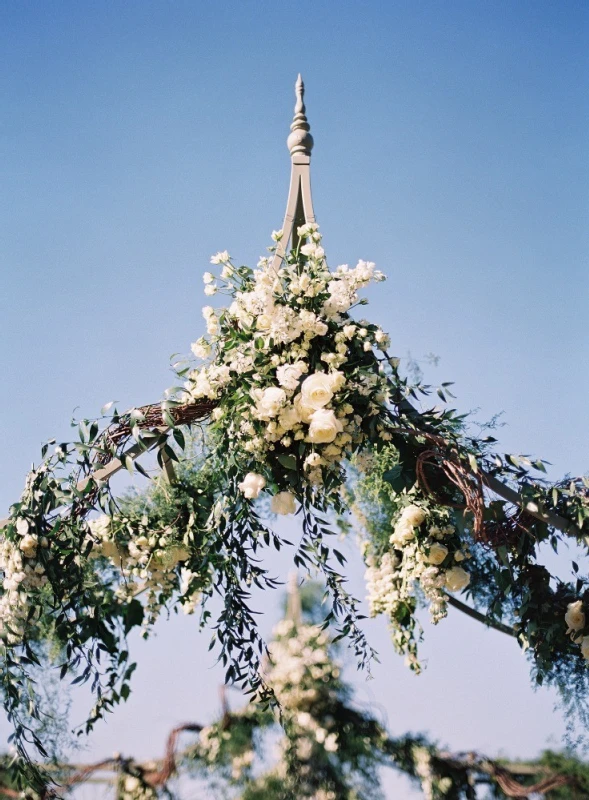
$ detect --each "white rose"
[328,370,346,392]
[256,314,272,331]
[19,534,38,558]
[271,491,297,515]
[445,567,470,592]
[427,543,449,565]
[238,473,266,499]
[301,373,334,409]
[15,519,29,537]
[254,387,287,420]
[565,600,586,632]
[300,242,320,257]
[390,523,414,546]
[278,404,302,431]
[203,272,214,284]
[581,636,589,661]
[307,409,343,444]
[204,284,217,296]
[294,393,317,424]
[399,505,427,528]
[277,363,305,391]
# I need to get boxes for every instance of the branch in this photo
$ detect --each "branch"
[438,751,579,797]
[394,392,584,538]
[0,400,216,530]
[444,594,517,638]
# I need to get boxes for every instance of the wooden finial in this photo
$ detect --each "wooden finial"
[286,572,302,625]
[287,74,314,158]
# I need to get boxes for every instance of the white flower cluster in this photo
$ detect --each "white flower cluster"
[266,618,340,710]
[195,722,255,780]
[413,745,452,800]
[265,618,341,762]
[363,504,472,667]
[118,774,156,800]
[0,518,48,645]
[180,225,390,498]
[565,600,589,660]
[86,515,201,626]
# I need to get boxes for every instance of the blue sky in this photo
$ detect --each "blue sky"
[0,2,588,796]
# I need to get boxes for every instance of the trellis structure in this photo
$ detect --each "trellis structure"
[0,76,588,798]
[0,75,579,630]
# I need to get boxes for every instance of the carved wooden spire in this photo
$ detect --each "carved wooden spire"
[287,74,314,158]
[271,75,316,268]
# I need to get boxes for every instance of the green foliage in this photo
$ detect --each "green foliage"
[0,227,587,786]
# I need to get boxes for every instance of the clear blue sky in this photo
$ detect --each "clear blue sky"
[0,2,588,796]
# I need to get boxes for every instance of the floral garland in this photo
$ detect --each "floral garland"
[349,437,589,710]
[0,584,586,799]
[1,223,588,786]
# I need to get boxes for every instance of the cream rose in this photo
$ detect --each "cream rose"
[304,452,323,469]
[19,534,38,558]
[328,370,346,392]
[256,314,272,331]
[159,545,191,569]
[565,600,586,632]
[271,491,297,515]
[399,505,427,528]
[253,387,286,420]
[307,409,344,444]
[445,567,470,592]
[581,636,589,661]
[238,472,266,499]
[389,523,415,546]
[426,543,449,565]
[294,393,316,424]
[301,372,334,409]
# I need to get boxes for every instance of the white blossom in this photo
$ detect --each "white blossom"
[271,492,297,515]
[238,473,266,499]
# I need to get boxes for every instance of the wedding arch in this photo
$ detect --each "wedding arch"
[0,76,587,794]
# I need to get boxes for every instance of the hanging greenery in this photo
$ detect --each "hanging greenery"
[1,583,586,798]
[1,225,588,789]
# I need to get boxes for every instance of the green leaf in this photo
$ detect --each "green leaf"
[277,454,297,470]
[161,409,176,428]
[382,465,402,484]
[173,429,186,450]
[123,599,144,634]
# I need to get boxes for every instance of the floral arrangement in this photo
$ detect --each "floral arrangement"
[1,223,588,789]
[178,224,390,499]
